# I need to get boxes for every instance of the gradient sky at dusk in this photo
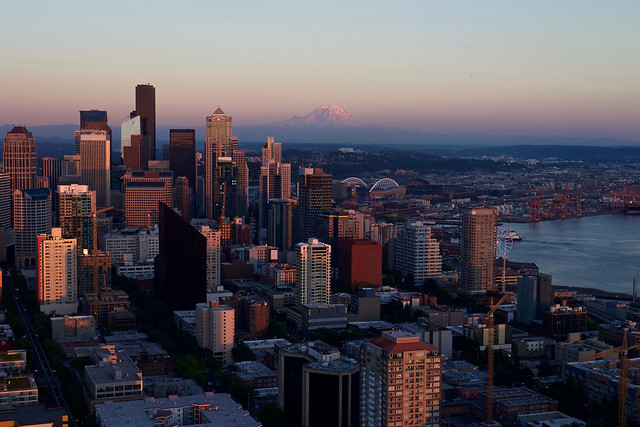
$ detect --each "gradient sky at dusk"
[1,0,639,140]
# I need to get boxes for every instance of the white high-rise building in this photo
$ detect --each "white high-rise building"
[120,116,142,161]
[295,238,331,307]
[198,225,221,292]
[395,221,442,284]
[38,228,77,315]
[195,301,234,365]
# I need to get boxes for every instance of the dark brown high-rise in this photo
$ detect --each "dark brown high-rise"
[169,129,196,192]
[135,84,156,161]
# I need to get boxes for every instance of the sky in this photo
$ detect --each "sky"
[1,0,639,141]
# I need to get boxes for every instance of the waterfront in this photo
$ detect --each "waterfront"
[506,214,640,295]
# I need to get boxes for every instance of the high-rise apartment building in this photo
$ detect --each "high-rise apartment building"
[205,107,237,219]
[169,129,196,192]
[361,331,442,427]
[295,238,331,307]
[78,130,111,208]
[395,221,442,285]
[79,110,111,154]
[135,84,156,161]
[14,189,52,269]
[58,184,95,251]
[298,168,332,243]
[196,301,235,365]
[198,225,221,292]
[0,173,11,229]
[3,126,37,193]
[460,207,497,294]
[122,170,173,227]
[155,203,206,310]
[37,228,77,315]
[268,198,296,251]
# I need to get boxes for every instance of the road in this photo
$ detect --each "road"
[3,271,76,426]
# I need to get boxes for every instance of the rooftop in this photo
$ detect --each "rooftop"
[94,392,260,427]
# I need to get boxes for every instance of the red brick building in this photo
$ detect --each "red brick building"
[338,239,382,292]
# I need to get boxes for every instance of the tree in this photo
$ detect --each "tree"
[267,321,288,339]
[232,345,257,362]
[258,403,287,427]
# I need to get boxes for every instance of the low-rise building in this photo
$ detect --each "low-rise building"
[0,350,27,374]
[75,345,144,402]
[94,393,261,427]
[233,361,278,389]
[0,375,38,407]
[174,310,197,336]
[477,387,558,424]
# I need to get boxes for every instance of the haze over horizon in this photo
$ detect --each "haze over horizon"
[2,1,639,141]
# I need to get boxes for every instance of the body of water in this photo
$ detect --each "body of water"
[505,214,640,295]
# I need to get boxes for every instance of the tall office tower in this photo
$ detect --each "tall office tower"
[516,274,553,325]
[58,184,96,251]
[268,198,296,251]
[338,239,382,292]
[36,176,49,189]
[3,126,37,193]
[205,107,236,219]
[63,154,81,176]
[77,250,112,299]
[42,157,63,198]
[122,170,173,227]
[298,168,332,243]
[395,221,442,285]
[78,130,111,208]
[135,84,156,161]
[195,301,235,365]
[121,116,143,166]
[0,173,11,229]
[122,127,149,171]
[459,207,497,294]
[155,203,206,310]
[231,151,249,218]
[197,225,221,292]
[169,129,196,192]
[259,137,291,230]
[37,228,77,315]
[79,110,111,154]
[214,157,244,219]
[174,176,191,221]
[14,189,52,269]
[278,341,360,427]
[361,331,442,427]
[295,238,331,307]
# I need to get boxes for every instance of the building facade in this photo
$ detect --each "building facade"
[395,221,442,285]
[37,228,77,315]
[14,188,52,269]
[296,239,331,307]
[196,301,235,365]
[460,207,496,294]
[3,126,37,193]
[78,130,111,208]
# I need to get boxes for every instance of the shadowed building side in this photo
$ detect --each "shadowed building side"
[154,202,206,310]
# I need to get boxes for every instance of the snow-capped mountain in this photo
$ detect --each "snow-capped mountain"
[283,105,364,127]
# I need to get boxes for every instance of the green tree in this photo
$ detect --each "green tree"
[258,403,287,427]
[232,345,257,362]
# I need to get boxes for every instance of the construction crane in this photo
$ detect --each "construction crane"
[525,190,544,222]
[486,293,508,424]
[593,332,640,427]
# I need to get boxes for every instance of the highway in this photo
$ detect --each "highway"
[3,271,76,426]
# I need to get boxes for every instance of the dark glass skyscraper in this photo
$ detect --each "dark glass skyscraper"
[297,168,333,243]
[169,129,196,192]
[154,202,206,310]
[135,84,156,161]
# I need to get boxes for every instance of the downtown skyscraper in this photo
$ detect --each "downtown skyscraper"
[298,168,333,243]
[78,130,111,208]
[259,137,291,232]
[204,107,247,219]
[135,84,156,161]
[3,126,37,193]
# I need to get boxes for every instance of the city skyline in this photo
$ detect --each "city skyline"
[1,1,639,141]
